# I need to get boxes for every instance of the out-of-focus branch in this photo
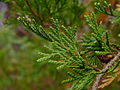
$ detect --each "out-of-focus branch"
[24,0,43,21]
[92,52,120,90]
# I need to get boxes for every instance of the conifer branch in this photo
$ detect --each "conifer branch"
[92,52,120,90]
[17,0,120,89]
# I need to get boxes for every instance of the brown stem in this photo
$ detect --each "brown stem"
[88,64,101,72]
[92,52,120,90]
[24,0,43,21]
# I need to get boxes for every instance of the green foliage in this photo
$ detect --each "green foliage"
[83,13,111,50]
[9,0,85,26]
[94,0,114,16]
[94,0,120,24]
[1,0,119,89]
[18,17,100,89]
[18,0,120,88]
[0,24,66,90]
